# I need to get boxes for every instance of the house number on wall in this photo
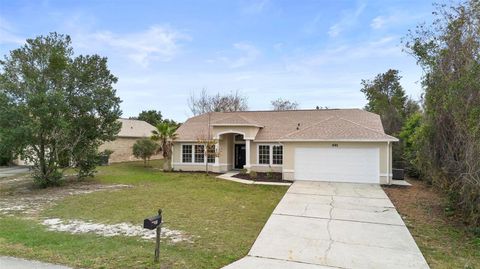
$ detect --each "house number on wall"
[332,144,339,147]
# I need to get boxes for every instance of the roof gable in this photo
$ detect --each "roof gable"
[211,114,263,127]
[117,119,156,138]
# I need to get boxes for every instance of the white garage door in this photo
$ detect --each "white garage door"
[294,147,380,183]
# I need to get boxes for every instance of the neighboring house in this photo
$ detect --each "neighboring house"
[172,109,398,184]
[14,119,159,166]
[99,118,160,163]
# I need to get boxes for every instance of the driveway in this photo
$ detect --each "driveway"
[0,166,30,178]
[0,256,71,269]
[225,181,429,269]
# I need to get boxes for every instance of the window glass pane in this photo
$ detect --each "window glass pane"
[207,145,215,163]
[272,145,283,165]
[182,145,192,163]
[259,145,270,164]
[194,145,205,163]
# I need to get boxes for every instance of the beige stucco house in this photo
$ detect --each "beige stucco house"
[99,118,161,163]
[172,109,398,184]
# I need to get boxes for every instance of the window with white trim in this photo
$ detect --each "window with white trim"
[259,145,270,164]
[258,144,283,165]
[194,145,204,163]
[182,145,192,163]
[272,145,283,165]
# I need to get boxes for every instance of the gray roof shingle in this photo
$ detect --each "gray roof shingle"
[175,109,398,142]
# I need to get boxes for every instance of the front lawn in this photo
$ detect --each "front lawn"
[383,179,480,269]
[0,160,288,268]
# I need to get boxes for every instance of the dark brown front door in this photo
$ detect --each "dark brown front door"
[235,144,246,169]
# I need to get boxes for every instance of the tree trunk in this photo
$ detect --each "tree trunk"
[163,158,171,171]
[39,142,49,183]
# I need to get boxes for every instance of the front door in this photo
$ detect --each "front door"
[234,144,246,169]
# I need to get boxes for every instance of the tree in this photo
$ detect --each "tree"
[360,69,416,135]
[399,112,423,177]
[133,110,163,126]
[360,69,420,168]
[151,122,178,171]
[132,138,158,167]
[271,98,299,110]
[130,110,180,129]
[0,33,122,187]
[405,0,480,225]
[188,89,248,115]
[195,113,221,174]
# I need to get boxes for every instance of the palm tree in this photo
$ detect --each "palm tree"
[151,122,178,171]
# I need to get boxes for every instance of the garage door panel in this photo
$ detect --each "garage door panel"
[294,147,379,183]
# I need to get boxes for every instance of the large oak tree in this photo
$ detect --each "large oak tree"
[0,33,122,186]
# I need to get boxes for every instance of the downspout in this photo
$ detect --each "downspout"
[279,142,285,180]
[387,141,391,185]
[171,144,174,170]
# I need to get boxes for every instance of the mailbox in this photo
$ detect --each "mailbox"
[144,210,162,230]
[144,209,163,263]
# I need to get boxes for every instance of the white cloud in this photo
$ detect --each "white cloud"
[0,17,25,45]
[241,0,270,14]
[75,26,190,67]
[371,16,387,29]
[215,42,261,68]
[328,3,366,37]
[370,12,428,30]
[286,36,401,69]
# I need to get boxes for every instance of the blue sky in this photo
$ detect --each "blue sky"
[0,0,446,121]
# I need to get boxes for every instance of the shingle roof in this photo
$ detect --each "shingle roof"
[117,119,156,138]
[211,114,263,127]
[175,109,398,142]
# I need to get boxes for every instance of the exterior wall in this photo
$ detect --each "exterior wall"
[172,136,233,173]
[219,133,234,170]
[212,126,259,140]
[99,137,162,164]
[249,141,283,173]
[173,138,392,184]
[281,141,391,184]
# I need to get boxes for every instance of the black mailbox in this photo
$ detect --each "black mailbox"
[144,210,162,230]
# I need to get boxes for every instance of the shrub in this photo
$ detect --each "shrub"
[249,171,257,179]
[132,139,158,167]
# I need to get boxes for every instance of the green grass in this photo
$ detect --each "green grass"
[0,160,288,268]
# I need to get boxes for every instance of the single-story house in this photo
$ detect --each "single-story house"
[99,118,161,163]
[172,109,398,184]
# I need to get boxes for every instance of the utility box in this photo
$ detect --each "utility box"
[392,169,405,180]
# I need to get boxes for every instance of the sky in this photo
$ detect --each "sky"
[0,0,448,122]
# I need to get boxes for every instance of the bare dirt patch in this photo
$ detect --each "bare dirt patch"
[383,178,480,269]
[42,218,192,243]
[0,182,131,217]
[383,179,453,226]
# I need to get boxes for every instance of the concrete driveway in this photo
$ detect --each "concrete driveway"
[225,181,429,269]
[0,166,30,178]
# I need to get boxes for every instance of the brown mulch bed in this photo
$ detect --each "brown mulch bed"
[162,170,222,176]
[233,172,293,183]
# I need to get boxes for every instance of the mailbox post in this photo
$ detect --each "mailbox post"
[144,209,163,263]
